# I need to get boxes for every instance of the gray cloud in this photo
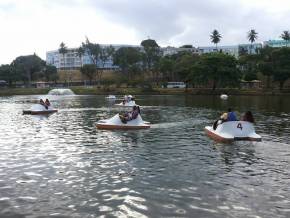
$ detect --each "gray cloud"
[88,0,290,46]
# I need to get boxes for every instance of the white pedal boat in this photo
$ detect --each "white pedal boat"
[115,100,136,107]
[96,114,150,130]
[105,95,116,100]
[23,104,58,115]
[205,121,261,143]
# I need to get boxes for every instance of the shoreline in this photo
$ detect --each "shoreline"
[0,87,290,96]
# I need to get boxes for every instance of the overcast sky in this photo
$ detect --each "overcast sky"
[1,0,290,64]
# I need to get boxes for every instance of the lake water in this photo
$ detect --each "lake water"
[0,95,289,218]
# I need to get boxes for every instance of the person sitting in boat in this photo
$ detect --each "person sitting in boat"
[213,108,237,130]
[122,95,129,105]
[45,99,51,107]
[241,111,255,123]
[227,108,237,121]
[119,106,140,124]
[39,99,48,109]
[127,95,133,102]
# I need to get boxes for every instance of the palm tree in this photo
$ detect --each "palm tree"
[77,46,85,67]
[59,42,69,86]
[210,29,222,51]
[58,42,68,70]
[281,30,290,47]
[247,29,258,54]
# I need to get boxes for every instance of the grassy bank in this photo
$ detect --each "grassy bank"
[0,88,51,96]
[1,86,290,96]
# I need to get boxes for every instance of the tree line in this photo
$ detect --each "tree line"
[1,29,290,89]
[0,54,58,86]
[72,29,290,90]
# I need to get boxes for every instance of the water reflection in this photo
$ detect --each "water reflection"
[212,142,256,168]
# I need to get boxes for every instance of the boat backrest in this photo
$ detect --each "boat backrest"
[216,121,255,137]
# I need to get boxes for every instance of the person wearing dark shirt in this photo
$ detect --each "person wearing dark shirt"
[119,106,140,124]
[39,99,48,109]
[45,99,51,107]
[241,111,255,123]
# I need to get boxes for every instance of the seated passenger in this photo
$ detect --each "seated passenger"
[213,108,237,130]
[227,108,237,121]
[122,95,129,105]
[127,95,133,102]
[119,106,140,124]
[39,99,48,109]
[45,99,51,107]
[241,111,255,123]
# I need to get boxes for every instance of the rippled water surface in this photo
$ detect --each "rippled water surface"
[0,94,290,218]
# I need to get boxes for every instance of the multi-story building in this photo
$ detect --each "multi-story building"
[198,45,240,58]
[263,39,290,47]
[198,43,263,57]
[47,48,83,70]
[46,44,140,70]
[238,43,263,55]
[161,46,199,56]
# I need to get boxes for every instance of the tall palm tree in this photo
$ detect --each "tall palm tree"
[58,42,68,70]
[247,29,258,54]
[77,46,85,67]
[210,29,222,51]
[281,30,290,47]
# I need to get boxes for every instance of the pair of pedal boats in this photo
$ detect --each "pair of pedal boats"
[96,113,261,143]
[23,94,135,115]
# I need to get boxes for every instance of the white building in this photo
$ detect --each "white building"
[198,43,263,57]
[198,45,240,58]
[46,44,140,70]
[162,46,199,56]
[46,48,82,70]
[263,39,290,47]
[238,43,262,55]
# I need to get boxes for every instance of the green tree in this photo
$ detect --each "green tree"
[174,54,199,82]
[257,46,275,88]
[44,65,58,83]
[158,56,175,81]
[81,37,101,65]
[11,54,45,86]
[100,45,115,69]
[80,64,97,85]
[272,47,290,90]
[239,53,260,82]
[77,46,85,67]
[81,37,102,84]
[191,53,240,90]
[141,39,161,71]
[58,42,68,70]
[281,31,290,47]
[247,29,258,54]
[106,45,115,59]
[0,64,20,86]
[113,47,141,80]
[210,29,222,50]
